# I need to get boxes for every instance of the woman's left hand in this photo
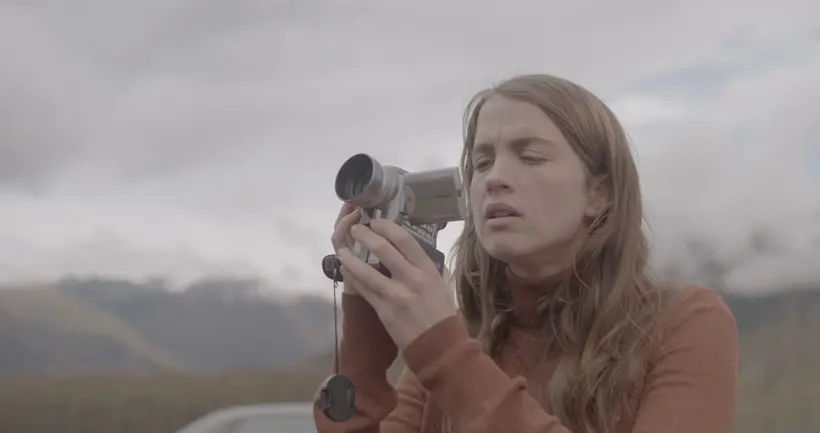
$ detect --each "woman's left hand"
[336,219,458,350]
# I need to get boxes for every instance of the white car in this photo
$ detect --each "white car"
[175,402,315,433]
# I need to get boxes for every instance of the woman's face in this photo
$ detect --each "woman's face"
[469,95,604,275]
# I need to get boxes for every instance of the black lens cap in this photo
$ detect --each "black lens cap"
[318,374,356,422]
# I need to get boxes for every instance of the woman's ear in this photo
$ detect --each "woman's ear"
[584,175,610,218]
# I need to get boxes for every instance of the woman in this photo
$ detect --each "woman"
[315,74,738,433]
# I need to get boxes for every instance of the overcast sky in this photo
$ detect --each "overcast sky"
[1,0,819,296]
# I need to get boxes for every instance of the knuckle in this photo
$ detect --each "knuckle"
[396,230,416,247]
[394,233,419,254]
[391,292,415,311]
[408,269,427,287]
[343,211,358,224]
[369,237,390,254]
[331,231,351,250]
[375,220,403,239]
[371,219,392,235]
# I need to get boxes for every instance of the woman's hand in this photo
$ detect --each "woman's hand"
[331,203,361,295]
[336,218,458,350]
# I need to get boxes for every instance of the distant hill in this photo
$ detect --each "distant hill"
[0,276,817,376]
[0,276,337,374]
[0,287,182,374]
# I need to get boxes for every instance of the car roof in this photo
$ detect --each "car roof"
[209,402,312,417]
[175,402,313,432]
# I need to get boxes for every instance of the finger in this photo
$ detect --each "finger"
[340,266,380,306]
[349,224,415,279]
[339,265,365,296]
[331,208,360,251]
[334,203,357,226]
[336,247,395,303]
[368,219,436,272]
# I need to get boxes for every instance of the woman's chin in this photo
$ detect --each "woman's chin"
[481,237,528,262]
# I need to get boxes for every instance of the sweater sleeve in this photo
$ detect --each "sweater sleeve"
[631,286,738,432]
[381,367,427,431]
[313,294,425,433]
[400,285,738,433]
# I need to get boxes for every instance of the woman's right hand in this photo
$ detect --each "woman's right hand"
[331,203,363,295]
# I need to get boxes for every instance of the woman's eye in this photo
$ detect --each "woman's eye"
[521,154,546,163]
[474,160,492,170]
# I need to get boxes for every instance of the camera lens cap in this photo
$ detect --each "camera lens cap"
[318,374,356,422]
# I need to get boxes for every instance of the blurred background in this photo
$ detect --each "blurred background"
[1,1,818,432]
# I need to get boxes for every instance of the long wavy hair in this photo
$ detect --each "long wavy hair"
[447,74,670,433]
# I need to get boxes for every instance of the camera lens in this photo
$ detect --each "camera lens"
[335,154,374,201]
[334,153,400,209]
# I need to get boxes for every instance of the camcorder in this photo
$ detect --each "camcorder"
[321,153,468,282]
[318,153,468,422]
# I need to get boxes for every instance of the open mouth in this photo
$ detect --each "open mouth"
[484,203,521,220]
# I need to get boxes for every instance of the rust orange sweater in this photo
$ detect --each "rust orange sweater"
[313,273,738,433]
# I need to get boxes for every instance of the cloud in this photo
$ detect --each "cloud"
[0,191,318,287]
[0,0,818,295]
[630,42,820,293]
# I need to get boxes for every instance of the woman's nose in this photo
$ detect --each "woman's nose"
[483,160,514,195]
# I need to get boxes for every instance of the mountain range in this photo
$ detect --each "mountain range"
[0,276,337,374]
[0,275,817,376]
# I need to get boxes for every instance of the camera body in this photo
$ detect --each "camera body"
[323,153,467,281]
[318,153,468,422]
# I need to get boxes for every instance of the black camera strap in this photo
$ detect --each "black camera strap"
[317,255,356,422]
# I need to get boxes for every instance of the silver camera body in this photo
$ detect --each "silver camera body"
[333,153,468,277]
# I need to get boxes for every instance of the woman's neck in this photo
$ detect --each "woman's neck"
[507,261,571,281]
[505,265,572,328]
[507,231,585,280]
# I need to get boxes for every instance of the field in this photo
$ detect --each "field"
[0,351,817,433]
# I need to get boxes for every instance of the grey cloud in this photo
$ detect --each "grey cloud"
[0,6,98,188]
[0,93,72,189]
[11,0,820,188]
[636,54,820,293]
[1,1,819,296]
[0,229,263,285]
[0,0,290,187]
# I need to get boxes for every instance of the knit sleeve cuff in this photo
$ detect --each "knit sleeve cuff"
[402,315,515,425]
